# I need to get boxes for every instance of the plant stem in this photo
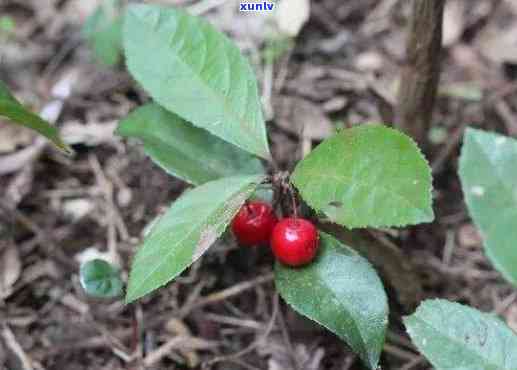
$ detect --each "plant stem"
[244,200,253,214]
[288,186,298,219]
[396,0,445,147]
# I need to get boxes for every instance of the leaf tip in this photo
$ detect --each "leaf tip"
[124,282,145,305]
[58,141,75,156]
[124,293,137,305]
[365,356,381,370]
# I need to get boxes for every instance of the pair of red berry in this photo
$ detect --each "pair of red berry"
[231,201,319,267]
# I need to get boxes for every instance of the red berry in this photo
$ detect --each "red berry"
[271,218,319,267]
[231,201,278,247]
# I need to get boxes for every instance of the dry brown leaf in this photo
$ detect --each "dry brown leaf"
[0,122,35,154]
[19,260,60,285]
[0,140,45,176]
[274,96,334,140]
[165,318,200,367]
[355,51,384,72]
[275,0,310,37]
[1,325,34,370]
[258,334,324,370]
[61,121,118,146]
[0,245,21,299]
[62,198,95,221]
[476,21,517,64]
[5,165,34,207]
[443,0,466,47]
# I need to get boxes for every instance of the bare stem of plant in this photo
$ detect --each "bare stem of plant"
[396,0,446,146]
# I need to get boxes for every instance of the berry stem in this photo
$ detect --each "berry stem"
[244,201,253,214]
[289,186,298,219]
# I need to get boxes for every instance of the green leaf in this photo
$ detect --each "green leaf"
[459,128,517,285]
[82,0,123,66]
[126,174,264,303]
[404,299,517,370]
[291,124,434,228]
[123,4,271,159]
[0,80,72,155]
[275,232,388,369]
[117,103,264,185]
[80,259,123,299]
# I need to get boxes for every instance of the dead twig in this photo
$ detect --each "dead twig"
[431,121,470,174]
[203,293,279,369]
[203,313,263,331]
[494,100,517,136]
[89,154,122,266]
[189,273,274,311]
[0,139,45,176]
[276,298,301,370]
[1,324,34,370]
[143,336,217,367]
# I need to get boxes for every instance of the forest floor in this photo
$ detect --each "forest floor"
[1,0,517,369]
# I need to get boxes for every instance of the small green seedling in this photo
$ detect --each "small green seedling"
[80,259,123,299]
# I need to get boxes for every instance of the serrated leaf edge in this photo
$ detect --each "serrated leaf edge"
[293,124,434,229]
[123,4,271,160]
[125,175,264,303]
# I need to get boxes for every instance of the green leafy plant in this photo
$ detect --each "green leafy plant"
[80,259,123,299]
[407,127,517,370]
[405,299,517,370]
[117,104,264,185]
[397,128,517,370]
[108,4,517,369]
[459,128,517,285]
[0,80,71,154]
